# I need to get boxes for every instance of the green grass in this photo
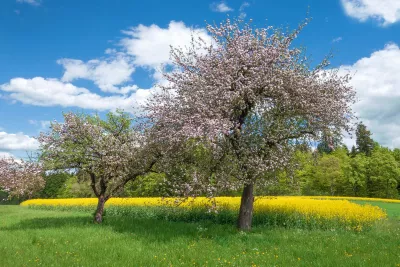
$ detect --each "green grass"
[0,204,399,267]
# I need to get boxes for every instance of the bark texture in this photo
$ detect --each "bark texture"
[94,195,106,223]
[237,183,254,231]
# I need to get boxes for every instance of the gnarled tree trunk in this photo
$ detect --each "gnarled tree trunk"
[237,183,254,231]
[94,195,106,224]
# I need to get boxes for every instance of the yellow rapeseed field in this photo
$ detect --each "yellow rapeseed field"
[304,196,400,204]
[21,196,387,229]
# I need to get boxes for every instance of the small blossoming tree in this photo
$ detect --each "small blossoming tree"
[0,157,44,199]
[147,18,356,230]
[38,111,159,223]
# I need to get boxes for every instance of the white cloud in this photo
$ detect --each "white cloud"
[332,37,343,43]
[339,43,400,148]
[341,0,400,26]
[239,2,250,19]
[58,54,136,94]
[16,0,40,6]
[1,20,207,114]
[120,21,212,68]
[0,77,153,112]
[210,2,233,12]
[0,132,39,150]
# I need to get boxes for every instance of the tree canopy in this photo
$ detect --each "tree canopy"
[38,111,159,223]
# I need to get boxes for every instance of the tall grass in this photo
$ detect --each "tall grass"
[21,196,387,231]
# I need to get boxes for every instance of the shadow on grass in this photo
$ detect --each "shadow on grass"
[1,214,240,242]
[0,215,92,231]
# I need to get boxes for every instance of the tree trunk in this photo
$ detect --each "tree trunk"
[94,195,106,224]
[237,183,254,231]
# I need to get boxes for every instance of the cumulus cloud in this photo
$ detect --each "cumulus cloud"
[0,131,39,150]
[57,21,210,94]
[120,21,212,68]
[0,77,153,112]
[1,21,210,113]
[58,55,136,94]
[210,2,233,12]
[339,43,400,148]
[341,0,400,26]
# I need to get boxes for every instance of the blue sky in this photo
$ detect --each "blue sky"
[1,0,400,159]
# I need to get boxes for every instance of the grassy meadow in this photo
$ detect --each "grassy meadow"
[0,198,399,267]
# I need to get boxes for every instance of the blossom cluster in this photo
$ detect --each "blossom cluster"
[0,157,44,198]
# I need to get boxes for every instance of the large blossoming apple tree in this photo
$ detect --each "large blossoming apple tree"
[146,18,356,230]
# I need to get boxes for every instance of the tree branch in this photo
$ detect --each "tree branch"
[89,172,100,197]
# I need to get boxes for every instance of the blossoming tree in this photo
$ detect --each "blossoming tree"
[38,111,160,223]
[146,18,356,230]
[0,157,44,199]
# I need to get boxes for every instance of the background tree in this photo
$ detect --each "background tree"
[147,18,355,230]
[293,149,316,195]
[356,122,374,156]
[317,132,342,154]
[350,145,357,158]
[392,148,400,163]
[314,155,343,195]
[123,172,168,197]
[346,154,367,196]
[56,174,95,198]
[38,111,159,223]
[261,147,314,196]
[394,148,400,193]
[367,147,400,198]
[38,172,73,198]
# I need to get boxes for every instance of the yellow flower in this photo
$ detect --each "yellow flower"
[21,196,387,227]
